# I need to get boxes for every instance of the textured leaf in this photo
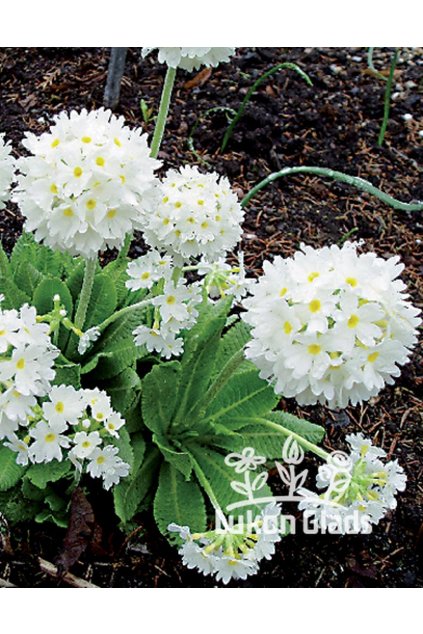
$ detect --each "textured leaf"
[154,461,206,539]
[213,320,251,378]
[0,275,30,310]
[26,461,72,490]
[53,362,81,389]
[14,261,43,297]
[153,434,193,480]
[106,367,142,415]
[141,361,181,435]
[0,240,11,277]
[84,273,117,329]
[203,366,279,424]
[82,337,147,379]
[103,257,131,305]
[33,277,73,317]
[113,434,153,525]
[0,446,25,491]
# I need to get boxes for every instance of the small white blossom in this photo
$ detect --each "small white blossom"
[142,47,235,71]
[0,133,15,210]
[126,251,173,291]
[71,431,102,459]
[29,420,70,463]
[78,327,101,355]
[87,445,130,490]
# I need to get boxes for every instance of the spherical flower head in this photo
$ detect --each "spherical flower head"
[141,165,244,263]
[168,504,282,584]
[243,242,421,408]
[14,108,161,258]
[142,47,235,71]
[0,133,15,210]
[298,434,407,534]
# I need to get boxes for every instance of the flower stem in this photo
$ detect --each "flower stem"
[97,297,155,332]
[241,165,423,212]
[74,258,97,331]
[150,66,177,159]
[188,453,224,515]
[256,417,330,461]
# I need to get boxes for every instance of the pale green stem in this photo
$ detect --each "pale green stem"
[255,417,329,461]
[97,297,155,332]
[74,258,97,331]
[241,165,423,212]
[188,453,224,514]
[150,66,177,159]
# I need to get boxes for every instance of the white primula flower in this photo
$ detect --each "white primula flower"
[142,47,235,71]
[104,412,125,438]
[133,324,184,359]
[78,327,101,355]
[29,420,70,463]
[126,251,173,291]
[0,133,15,210]
[71,430,102,459]
[298,434,407,534]
[168,504,282,584]
[140,165,244,263]
[4,434,30,466]
[243,242,421,408]
[14,108,160,258]
[87,445,130,490]
[42,385,87,426]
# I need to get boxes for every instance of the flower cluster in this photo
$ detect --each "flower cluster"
[198,253,254,301]
[0,133,15,210]
[243,242,421,408]
[142,47,235,71]
[3,385,130,490]
[127,253,202,359]
[0,301,59,440]
[297,433,407,533]
[169,503,282,584]
[140,165,244,264]
[14,108,160,258]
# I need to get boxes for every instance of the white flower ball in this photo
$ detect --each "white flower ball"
[140,165,244,263]
[142,47,235,71]
[242,242,421,409]
[0,133,15,210]
[14,108,160,258]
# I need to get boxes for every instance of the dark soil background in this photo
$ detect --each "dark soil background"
[0,47,422,588]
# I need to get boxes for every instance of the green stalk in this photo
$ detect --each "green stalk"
[188,453,224,514]
[377,48,399,147]
[255,417,329,461]
[97,296,155,332]
[74,258,97,331]
[150,66,177,159]
[241,165,423,212]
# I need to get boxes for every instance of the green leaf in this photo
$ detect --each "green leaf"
[0,240,11,278]
[53,361,81,389]
[67,260,85,302]
[173,298,231,424]
[152,434,193,480]
[26,461,72,490]
[0,275,30,310]
[14,261,43,297]
[203,366,279,424]
[213,320,251,378]
[82,337,147,379]
[113,434,151,524]
[10,232,73,278]
[265,411,326,444]
[141,361,181,435]
[33,277,73,317]
[112,428,134,470]
[84,273,117,329]
[96,300,148,351]
[105,367,142,415]
[154,461,206,540]
[103,257,131,305]
[0,446,25,491]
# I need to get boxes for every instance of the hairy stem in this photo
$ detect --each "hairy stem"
[97,297,155,332]
[241,165,423,212]
[74,258,97,331]
[255,417,329,460]
[150,66,177,159]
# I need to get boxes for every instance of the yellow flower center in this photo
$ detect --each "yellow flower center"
[96,413,104,421]
[51,138,60,148]
[283,321,293,334]
[166,295,176,305]
[347,314,359,328]
[114,137,121,147]
[141,272,150,280]
[86,199,96,210]
[279,287,288,298]
[308,344,321,356]
[63,207,74,217]
[96,156,105,167]
[73,166,83,178]
[82,136,92,143]
[308,271,320,283]
[107,209,117,219]
[96,455,106,464]
[201,221,209,229]
[16,358,25,370]
[82,441,91,448]
[198,199,204,206]
[0,329,5,336]
[119,175,126,184]
[50,183,58,194]
[367,352,379,363]
[55,402,64,413]
[162,196,169,203]
[346,277,358,287]
[45,433,56,443]
[174,201,182,209]
[309,299,321,313]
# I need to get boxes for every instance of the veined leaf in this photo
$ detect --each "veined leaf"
[212,319,251,378]
[152,433,193,480]
[25,461,71,490]
[81,337,148,379]
[141,361,182,435]
[0,446,25,491]
[106,367,142,415]
[83,273,117,329]
[33,277,73,317]
[154,461,206,540]
[0,275,30,310]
